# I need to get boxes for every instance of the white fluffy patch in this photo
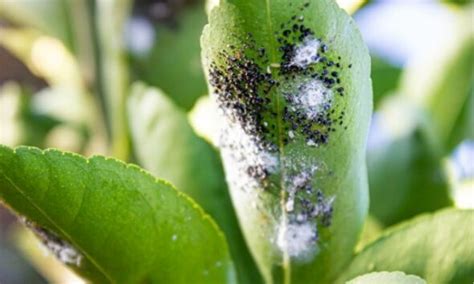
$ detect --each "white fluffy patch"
[21,218,83,266]
[43,241,83,266]
[284,166,318,213]
[276,223,318,259]
[290,37,321,68]
[294,80,332,120]
[218,118,278,192]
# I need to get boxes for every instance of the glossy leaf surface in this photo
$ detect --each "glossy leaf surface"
[0,145,235,284]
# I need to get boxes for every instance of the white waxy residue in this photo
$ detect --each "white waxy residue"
[285,199,295,212]
[290,36,321,68]
[284,166,318,213]
[21,218,83,266]
[44,241,83,266]
[218,118,278,192]
[288,130,295,139]
[295,80,332,120]
[277,223,318,259]
[274,153,336,261]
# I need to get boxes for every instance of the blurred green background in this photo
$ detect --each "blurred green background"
[0,0,472,283]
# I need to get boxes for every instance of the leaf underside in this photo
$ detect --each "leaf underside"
[202,0,372,283]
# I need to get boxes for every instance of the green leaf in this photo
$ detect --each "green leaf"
[355,215,383,252]
[0,145,235,284]
[201,0,372,283]
[207,0,368,16]
[442,0,471,6]
[133,5,208,110]
[370,55,401,108]
[338,209,474,283]
[399,7,474,156]
[128,82,263,284]
[367,96,451,226]
[346,271,426,284]
[446,90,474,150]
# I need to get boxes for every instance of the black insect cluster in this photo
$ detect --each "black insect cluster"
[208,1,341,239]
[208,2,349,154]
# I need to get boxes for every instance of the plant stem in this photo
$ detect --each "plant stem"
[87,0,131,160]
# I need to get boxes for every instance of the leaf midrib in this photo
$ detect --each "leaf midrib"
[263,0,291,283]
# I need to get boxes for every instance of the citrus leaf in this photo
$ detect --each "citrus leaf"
[447,89,474,151]
[128,82,263,284]
[346,271,426,284]
[338,209,474,283]
[201,0,372,283]
[0,145,236,284]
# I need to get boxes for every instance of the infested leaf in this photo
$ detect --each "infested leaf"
[0,145,236,284]
[201,0,372,282]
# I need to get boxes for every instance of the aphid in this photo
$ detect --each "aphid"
[208,7,349,202]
